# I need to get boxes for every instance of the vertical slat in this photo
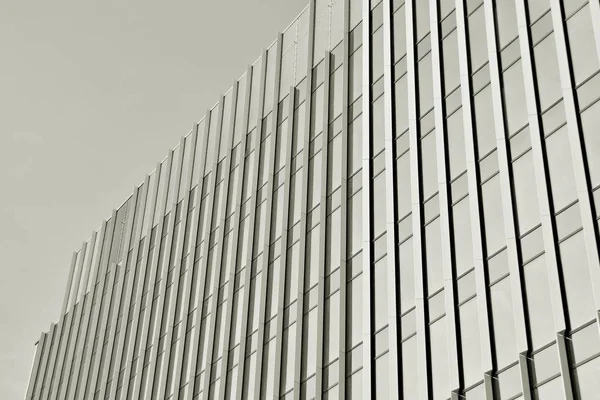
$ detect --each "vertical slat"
[183,112,213,400]
[42,252,77,398]
[293,0,316,400]
[149,140,186,400]
[77,213,117,399]
[201,83,240,400]
[482,0,532,397]
[292,1,316,398]
[79,232,98,303]
[56,243,89,400]
[549,0,600,324]
[25,334,46,399]
[59,252,78,317]
[360,0,373,397]
[234,55,268,400]
[253,34,284,400]
[87,209,125,398]
[270,86,297,400]
[406,0,429,398]
[337,1,350,399]
[315,53,331,400]
[187,100,225,399]
[69,222,107,400]
[81,211,119,399]
[454,0,495,396]
[514,0,573,398]
[69,244,87,309]
[169,126,200,399]
[382,0,402,398]
[108,180,150,399]
[97,188,140,399]
[515,0,573,400]
[119,172,158,400]
[216,68,254,400]
[143,147,182,399]
[34,324,55,400]
[428,0,460,397]
[130,155,173,400]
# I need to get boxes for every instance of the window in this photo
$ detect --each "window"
[512,150,541,234]
[533,34,562,111]
[481,175,507,255]
[459,297,483,387]
[523,255,555,350]
[566,5,599,85]
[490,277,518,369]
[545,127,578,211]
[559,231,595,329]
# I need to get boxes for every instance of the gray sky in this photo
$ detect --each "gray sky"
[0,1,307,397]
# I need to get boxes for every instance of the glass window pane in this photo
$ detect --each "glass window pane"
[545,127,578,211]
[566,5,599,85]
[481,175,507,255]
[459,298,483,387]
[490,277,518,369]
[523,255,555,350]
[559,231,595,329]
[512,150,541,234]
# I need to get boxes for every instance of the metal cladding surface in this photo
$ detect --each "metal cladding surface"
[26,0,600,399]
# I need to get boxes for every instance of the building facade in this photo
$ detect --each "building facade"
[25,0,600,399]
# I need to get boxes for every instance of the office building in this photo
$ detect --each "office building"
[25,0,600,398]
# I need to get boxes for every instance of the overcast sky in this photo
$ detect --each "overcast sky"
[0,1,308,397]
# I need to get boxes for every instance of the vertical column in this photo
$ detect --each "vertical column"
[169,125,200,399]
[360,0,373,397]
[269,86,297,400]
[78,231,98,303]
[253,34,283,400]
[69,222,107,400]
[41,251,77,398]
[188,100,225,399]
[149,139,186,400]
[337,1,350,399]
[183,111,213,400]
[514,1,573,398]
[69,242,87,308]
[131,154,173,400]
[59,252,78,317]
[549,0,600,323]
[87,208,125,398]
[144,146,184,399]
[119,172,158,400]
[56,242,89,400]
[315,53,331,400]
[34,324,55,400]
[49,251,80,399]
[482,0,531,398]
[98,189,139,399]
[202,84,240,400]
[406,0,429,398]
[216,67,254,400]
[454,0,494,396]
[292,1,316,398]
[428,0,460,397]
[107,181,150,399]
[25,334,46,399]
[234,55,268,400]
[382,0,403,398]
[78,212,118,400]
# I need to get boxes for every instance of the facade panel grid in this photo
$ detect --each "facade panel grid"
[26,0,600,398]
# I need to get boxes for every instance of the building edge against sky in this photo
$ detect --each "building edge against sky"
[25,0,600,399]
